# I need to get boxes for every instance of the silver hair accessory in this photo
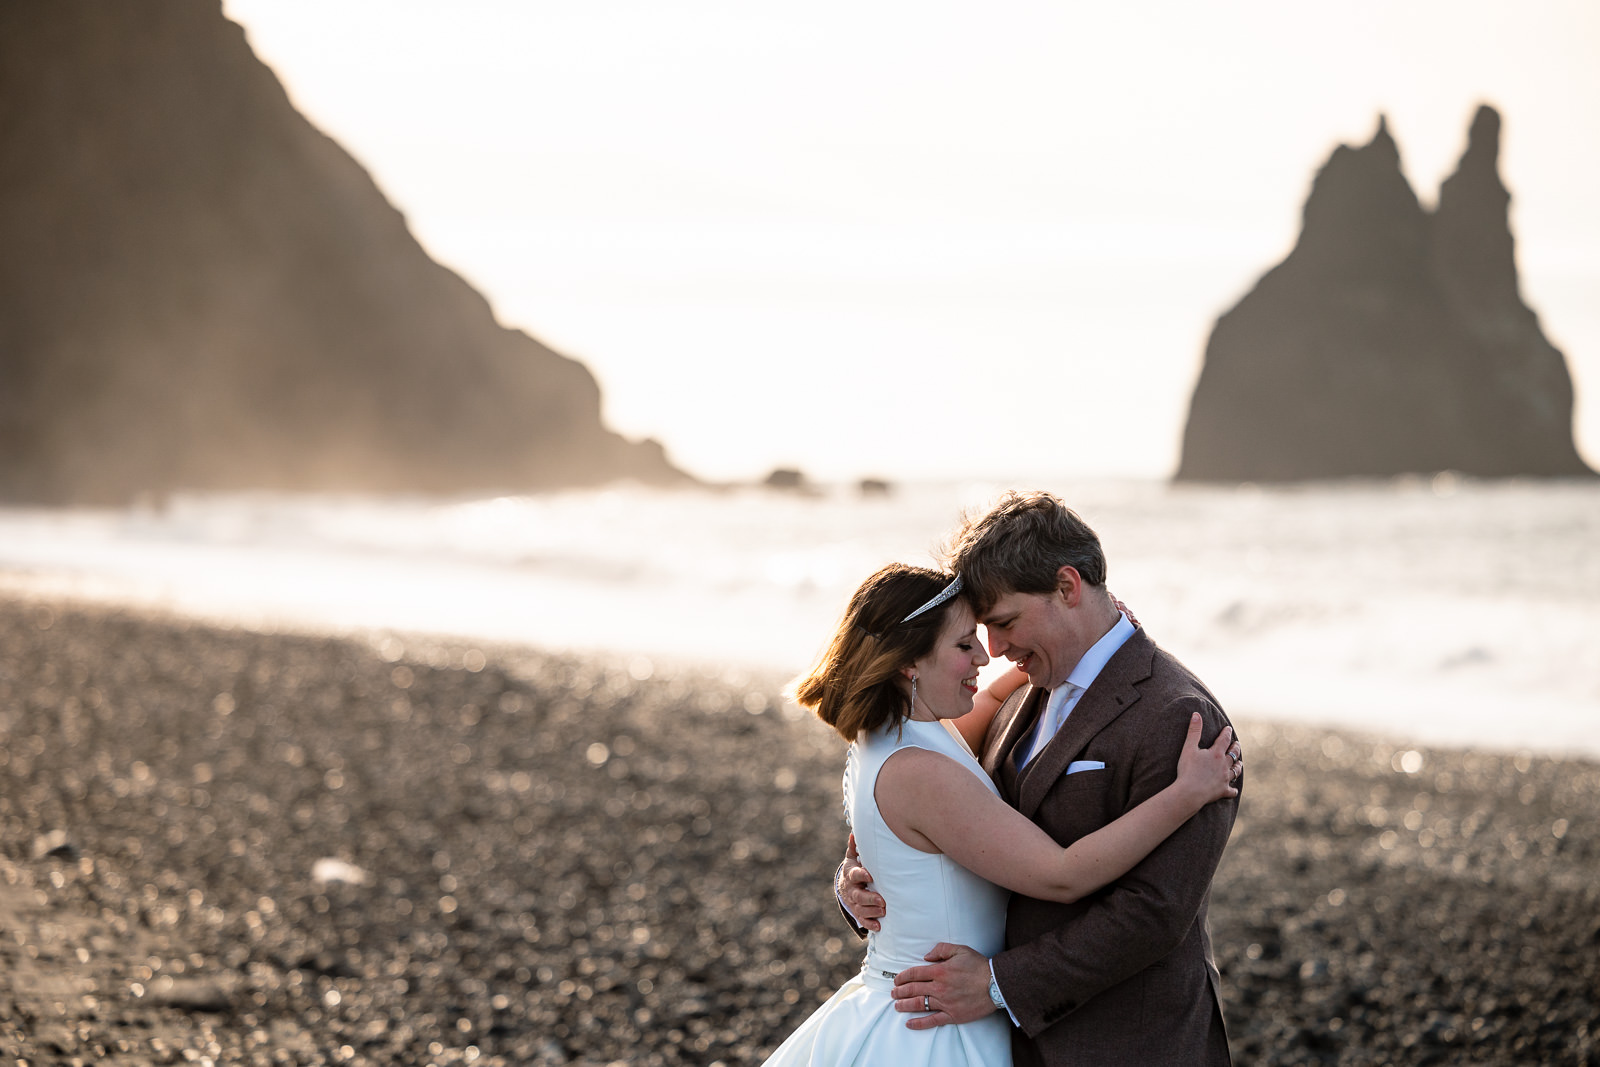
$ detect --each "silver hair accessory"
[902,574,962,623]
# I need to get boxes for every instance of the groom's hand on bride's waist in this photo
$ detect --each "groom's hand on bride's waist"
[838,834,885,931]
[892,943,995,1029]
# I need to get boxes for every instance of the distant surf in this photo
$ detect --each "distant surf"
[1,477,1595,759]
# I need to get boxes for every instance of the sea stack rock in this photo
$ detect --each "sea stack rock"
[1176,106,1592,482]
[0,1,690,504]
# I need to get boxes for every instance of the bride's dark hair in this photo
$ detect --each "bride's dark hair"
[788,563,959,742]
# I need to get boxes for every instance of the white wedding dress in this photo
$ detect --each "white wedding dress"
[763,717,1013,1066]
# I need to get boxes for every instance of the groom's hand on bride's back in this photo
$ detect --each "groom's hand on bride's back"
[838,833,885,932]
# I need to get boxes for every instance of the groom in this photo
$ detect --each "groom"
[839,491,1241,1065]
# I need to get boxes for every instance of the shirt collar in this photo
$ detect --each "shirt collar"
[1061,611,1136,694]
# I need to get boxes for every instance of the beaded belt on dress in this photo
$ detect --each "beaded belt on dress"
[857,965,903,993]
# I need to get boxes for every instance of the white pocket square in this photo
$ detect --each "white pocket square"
[1066,760,1105,774]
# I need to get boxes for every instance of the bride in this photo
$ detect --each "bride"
[761,563,1240,1066]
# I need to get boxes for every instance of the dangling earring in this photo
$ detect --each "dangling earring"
[910,675,918,715]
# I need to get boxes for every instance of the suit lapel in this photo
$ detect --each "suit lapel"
[982,684,1046,787]
[1015,630,1158,819]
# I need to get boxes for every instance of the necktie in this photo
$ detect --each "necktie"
[1025,682,1078,766]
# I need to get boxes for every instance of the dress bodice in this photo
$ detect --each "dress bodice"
[846,717,1011,989]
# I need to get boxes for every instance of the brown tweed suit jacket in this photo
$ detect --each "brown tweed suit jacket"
[981,627,1240,1066]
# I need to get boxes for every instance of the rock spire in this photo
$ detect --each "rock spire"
[1176,105,1591,482]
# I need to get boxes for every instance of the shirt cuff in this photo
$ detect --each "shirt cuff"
[990,960,1020,1026]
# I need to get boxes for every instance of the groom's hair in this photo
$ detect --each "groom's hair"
[944,491,1106,615]
[788,563,958,742]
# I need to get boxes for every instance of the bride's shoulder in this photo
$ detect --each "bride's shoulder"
[877,741,957,768]
[875,744,995,811]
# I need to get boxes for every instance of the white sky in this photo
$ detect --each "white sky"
[222,0,1600,483]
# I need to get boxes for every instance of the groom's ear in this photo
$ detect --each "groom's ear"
[1054,565,1083,606]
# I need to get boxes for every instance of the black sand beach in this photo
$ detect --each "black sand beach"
[1,599,1596,1065]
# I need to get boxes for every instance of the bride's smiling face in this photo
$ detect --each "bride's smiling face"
[906,603,990,720]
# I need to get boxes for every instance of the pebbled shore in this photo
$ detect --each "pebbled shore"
[1,600,1596,1065]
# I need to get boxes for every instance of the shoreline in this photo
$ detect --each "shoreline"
[1,598,1596,1065]
[2,579,1587,768]
[5,474,1599,768]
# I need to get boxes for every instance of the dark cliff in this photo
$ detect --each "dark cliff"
[0,1,690,504]
[1176,107,1592,482]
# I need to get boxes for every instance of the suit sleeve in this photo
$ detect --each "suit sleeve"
[990,696,1239,1037]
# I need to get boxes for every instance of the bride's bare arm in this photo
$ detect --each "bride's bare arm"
[950,664,1030,753]
[874,713,1238,903]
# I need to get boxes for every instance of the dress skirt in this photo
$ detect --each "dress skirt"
[761,970,1011,1066]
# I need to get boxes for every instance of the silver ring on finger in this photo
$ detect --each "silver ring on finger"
[923,996,930,1012]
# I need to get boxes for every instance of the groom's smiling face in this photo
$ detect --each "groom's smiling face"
[979,585,1077,689]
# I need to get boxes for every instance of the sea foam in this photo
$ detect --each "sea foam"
[1,477,1595,758]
